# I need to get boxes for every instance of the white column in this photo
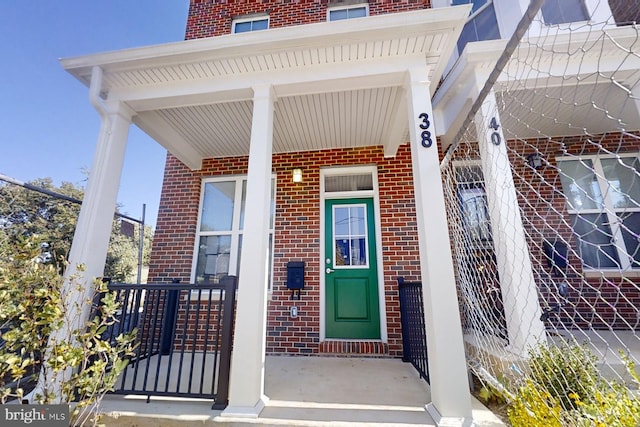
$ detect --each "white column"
[405,67,473,427]
[475,89,546,357]
[222,84,274,417]
[64,102,132,331]
[38,101,132,402]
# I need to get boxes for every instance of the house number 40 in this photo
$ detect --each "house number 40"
[418,113,433,148]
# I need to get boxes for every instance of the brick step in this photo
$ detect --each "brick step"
[318,340,388,356]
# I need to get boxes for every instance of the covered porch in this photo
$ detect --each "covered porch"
[99,355,506,427]
[60,6,476,426]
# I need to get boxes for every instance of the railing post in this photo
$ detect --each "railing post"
[160,279,180,355]
[213,275,237,409]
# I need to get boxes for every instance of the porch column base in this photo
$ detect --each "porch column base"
[220,395,269,418]
[426,403,474,427]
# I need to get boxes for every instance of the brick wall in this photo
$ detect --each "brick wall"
[185,0,430,40]
[148,144,419,356]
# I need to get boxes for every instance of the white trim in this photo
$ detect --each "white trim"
[327,3,369,21]
[319,165,387,342]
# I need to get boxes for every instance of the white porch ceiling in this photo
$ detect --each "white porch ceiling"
[61,6,471,169]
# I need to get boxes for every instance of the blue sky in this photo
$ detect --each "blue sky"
[0,1,191,228]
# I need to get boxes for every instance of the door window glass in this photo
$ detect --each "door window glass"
[333,205,368,267]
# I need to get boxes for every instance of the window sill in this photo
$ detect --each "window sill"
[583,269,640,279]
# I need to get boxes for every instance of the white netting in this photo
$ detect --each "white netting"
[442,0,640,423]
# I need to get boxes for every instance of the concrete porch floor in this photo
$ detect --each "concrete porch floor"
[99,355,507,426]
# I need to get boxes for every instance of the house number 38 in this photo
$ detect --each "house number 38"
[418,113,433,148]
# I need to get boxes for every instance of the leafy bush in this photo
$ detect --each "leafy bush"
[527,341,599,410]
[0,235,136,426]
[508,342,640,427]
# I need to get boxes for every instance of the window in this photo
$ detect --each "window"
[232,16,269,33]
[558,155,640,270]
[456,164,492,244]
[328,4,368,21]
[453,0,500,55]
[541,0,589,25]
[193,176,276,286]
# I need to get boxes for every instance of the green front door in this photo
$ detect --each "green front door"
[325,198,380,339]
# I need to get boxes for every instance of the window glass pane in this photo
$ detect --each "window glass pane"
[559,160,604,211]
[348,7,367,18]
[620,212,640,268]
[600,157,640,209]
[234,21,252,33]
[334,207,350,236]
[350,206,366,235]
[571,214,619,269]
[456,5,500,54]
[335,239,350,265]
[329,9,349,21]
[350,238,367,265]
[541,0,588,25]
[195,235,232,283]
[252,18,269,31]
[460,188,491,241]
[200,181,235,231]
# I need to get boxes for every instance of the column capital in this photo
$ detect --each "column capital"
[104,100,136,122]
[404,66,432,89]
[252,84,276,102]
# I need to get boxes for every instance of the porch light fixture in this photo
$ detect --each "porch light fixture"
[526,152,543,169]
[292,168,303,183]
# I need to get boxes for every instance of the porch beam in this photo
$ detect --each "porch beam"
[404,67,473,427]
[222,84,275,418]
[111,56,423,112]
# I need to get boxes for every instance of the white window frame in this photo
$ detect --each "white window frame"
[232,15,270,33]
[327,3,369,21]
[191,175,276,289]
[557,153,640,271]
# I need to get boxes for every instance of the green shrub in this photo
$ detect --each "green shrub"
[508,342,640,427]
[527,341,599,410]
[0,235,136,426]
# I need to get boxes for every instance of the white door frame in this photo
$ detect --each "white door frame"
[319,165,388,342]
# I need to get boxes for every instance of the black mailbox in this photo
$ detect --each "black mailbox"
[287,261,305,299]
[543,240,568,276]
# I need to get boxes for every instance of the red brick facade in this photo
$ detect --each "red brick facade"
[149,144,419,356]
[185,0,430,40]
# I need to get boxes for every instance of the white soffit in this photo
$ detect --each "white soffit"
[61,6,470,168]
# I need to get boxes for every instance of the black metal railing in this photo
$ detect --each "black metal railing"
[103,276,237,409]
[398,277,429,382]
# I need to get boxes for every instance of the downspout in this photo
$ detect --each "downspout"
[90,65,108,118]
